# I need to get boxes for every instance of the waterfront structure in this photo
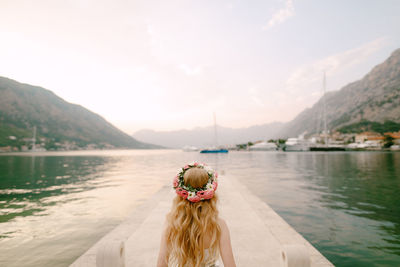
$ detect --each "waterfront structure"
[71,175,333,266]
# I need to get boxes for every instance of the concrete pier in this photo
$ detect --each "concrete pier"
[71,176,334,266]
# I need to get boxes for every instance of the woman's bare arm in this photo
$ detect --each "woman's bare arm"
[156,226,168,267]
[219,218,236,267]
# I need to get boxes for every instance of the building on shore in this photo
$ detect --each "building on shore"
[355,132,382,143]
[384,131,400,145]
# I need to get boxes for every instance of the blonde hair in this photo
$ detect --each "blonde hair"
[165,167,221,267]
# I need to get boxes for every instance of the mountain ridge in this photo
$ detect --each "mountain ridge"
[133,122,284,148]
[0,76,159,150]
[279,48,400,137]
[133,48,400,147]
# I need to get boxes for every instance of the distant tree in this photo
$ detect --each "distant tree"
[247,141,254,146]
[236,144,247,150]
[383,135,394,148]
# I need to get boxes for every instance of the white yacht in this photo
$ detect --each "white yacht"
[391,145,400,151]
[284,136,311,151]
[182,145,199,152]
[248,141,277,151]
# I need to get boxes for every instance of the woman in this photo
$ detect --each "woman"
[157,163,236,267]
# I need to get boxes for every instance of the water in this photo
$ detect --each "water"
[0,150,399,267]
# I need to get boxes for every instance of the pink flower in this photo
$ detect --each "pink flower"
[184,165,190,170]
[212,181,218,191]
[173,176,179,188]
[193,162,198,166]
[188,195,202,203]
[214,172,218,178]
[197,189,214,199]
[176,188,188,199]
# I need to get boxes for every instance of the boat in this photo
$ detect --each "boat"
[308,72,345,151]
[29,126,47,152]
[310,145,345,151]
[200,148,228,153]
[390,145,400,151]
[199,113,228,154]
[248,141,277,151]
[182,145,199,152]
[284,136,311,151]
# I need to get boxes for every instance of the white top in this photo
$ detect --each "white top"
[168,249,221,267]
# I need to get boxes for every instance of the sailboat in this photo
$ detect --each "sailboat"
[30,126,46,152]
[200,148,228,153]
[200,113,228,153]
[310,72,345,151]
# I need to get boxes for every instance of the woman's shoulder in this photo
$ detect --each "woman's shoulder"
[218,217,228,231]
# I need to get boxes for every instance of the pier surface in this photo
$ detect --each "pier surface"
[71,176,334,266]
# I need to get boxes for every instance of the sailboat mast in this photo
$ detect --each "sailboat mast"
[32,126,37,149]
[213,112,218,148]
[322,72,328,145]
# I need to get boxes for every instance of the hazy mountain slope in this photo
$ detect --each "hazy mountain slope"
[132,122,284,148]
[280,48,400,137]
[0,76,158,149]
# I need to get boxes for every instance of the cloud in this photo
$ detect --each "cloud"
[263,0,295,30]
[286,37,388,94]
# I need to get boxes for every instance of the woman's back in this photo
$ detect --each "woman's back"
[156,163,236,267]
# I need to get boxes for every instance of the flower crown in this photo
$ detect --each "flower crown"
[173,162,218,203]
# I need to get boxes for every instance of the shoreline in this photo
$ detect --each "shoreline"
[1,148,400,156]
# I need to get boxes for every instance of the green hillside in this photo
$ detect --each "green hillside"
[337,120,400,134]
[0,77,159,150]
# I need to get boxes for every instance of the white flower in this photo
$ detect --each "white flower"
[204,165,212,171]
[188,191,196,198]
[206,183,213,190]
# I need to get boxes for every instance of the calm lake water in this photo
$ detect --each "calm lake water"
[0,150,399,267]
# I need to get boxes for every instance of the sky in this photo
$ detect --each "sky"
[0,0,399,134]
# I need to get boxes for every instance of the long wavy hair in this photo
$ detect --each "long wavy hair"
[165,167,221,267]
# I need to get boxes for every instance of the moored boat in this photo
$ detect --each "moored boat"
[200,148,228,153]
[284,137,311,151]
[310,145,345,151]
[248,141,277,151]
[182,145,199,152]
[200,113,229,154]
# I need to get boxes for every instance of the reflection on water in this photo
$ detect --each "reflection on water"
[0,150,399,267]
[228,152,400,267]
[0,150,192,267]
[0,156,111,224]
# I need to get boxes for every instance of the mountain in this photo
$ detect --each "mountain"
[279,48,400,137]
[132,122,284,148]
[0,76,159,150]
[133,48,400,146]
